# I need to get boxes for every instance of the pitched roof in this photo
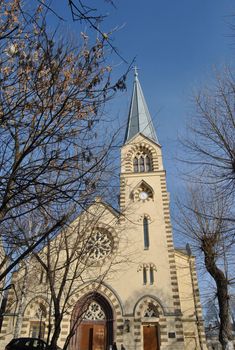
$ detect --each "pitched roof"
[124,69,159,144]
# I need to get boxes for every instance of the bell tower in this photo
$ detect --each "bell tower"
[119,69,186,349]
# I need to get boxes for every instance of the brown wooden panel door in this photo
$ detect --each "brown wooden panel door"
[93,324,106,350]
[79,324,93,350]
[143,325,159,350]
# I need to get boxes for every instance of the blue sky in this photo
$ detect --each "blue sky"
[51,0,234,204]
[110,1,235,206]
[103,0,235,184]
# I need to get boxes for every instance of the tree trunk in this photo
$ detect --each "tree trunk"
[49,310,62,350]
[204,249,234,350]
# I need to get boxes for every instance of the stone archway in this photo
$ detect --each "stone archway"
[70,293,113,350]
[134,296,165,350]
[22,297,49,340]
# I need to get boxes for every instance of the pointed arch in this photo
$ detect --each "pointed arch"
[70,292,114,350]
[124,142,160,173]
[67,282,123,349]
[23,297,49,340]
[130,180,154,201]
[134,295,165,318]
[23,296,49,317]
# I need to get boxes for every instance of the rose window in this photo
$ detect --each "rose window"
[87,229,113,261]
[84,302,105,320]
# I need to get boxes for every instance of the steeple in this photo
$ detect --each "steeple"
[124,68,159,144]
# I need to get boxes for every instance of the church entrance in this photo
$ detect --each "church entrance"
[79,321,106,350]
[70,293,113,350]
[143,324,159,350]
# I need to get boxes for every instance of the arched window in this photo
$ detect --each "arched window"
[145,155,151,171]
[132,152,152,172]
[29,303,47,339]
[143,267,147,285]
[138,263,156,286]
[149,267,154,285]
[133,157,138,172]
[139,156,145,172]
[143,217,150,249]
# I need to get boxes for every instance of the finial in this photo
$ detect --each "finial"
[133,66,139,80]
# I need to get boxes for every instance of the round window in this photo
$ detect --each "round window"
[86,229,113,261]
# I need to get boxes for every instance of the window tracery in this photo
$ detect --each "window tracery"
[86,229,113,261]
[83,302,106,320]
[133,152,152,173]
[143,303,159,318]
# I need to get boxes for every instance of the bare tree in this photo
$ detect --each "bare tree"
[204,297,220,330]
[0,0,21,41]
[4,201,129,350]
[182,68,235,195]
[178,67,235,348]
[176,185,235,350]
[0,0,127,282]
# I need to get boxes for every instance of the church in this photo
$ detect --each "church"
[0,71,207,350]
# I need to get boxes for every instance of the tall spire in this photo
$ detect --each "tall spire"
[124,68,158,144]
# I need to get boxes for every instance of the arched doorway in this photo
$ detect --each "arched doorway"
[70,293,113,350]
[142,303,160,350]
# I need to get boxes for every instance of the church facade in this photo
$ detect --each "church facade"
[0,72,207,350]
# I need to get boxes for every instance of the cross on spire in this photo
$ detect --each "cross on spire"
[133,66,139,80]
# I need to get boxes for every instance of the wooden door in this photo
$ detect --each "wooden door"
[143,325,159,350]
[78,323,106,350]
[79,324,93,350]
[93,324,106,350]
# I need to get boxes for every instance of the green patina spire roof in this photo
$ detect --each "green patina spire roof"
[124,68,158,144]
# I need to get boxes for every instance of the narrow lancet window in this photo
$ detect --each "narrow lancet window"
[139,156,145,172]
[133,157,138,172]
[150,267,154,285]
[143,267,147,285]
[143,217,150,249]
[145,155,151,172]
